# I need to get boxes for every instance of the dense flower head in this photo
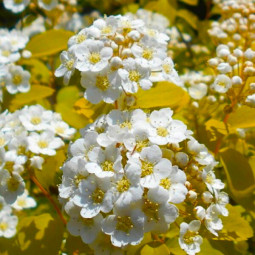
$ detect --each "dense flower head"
[55,14,181,104]
[0,104,75,237]
[59,108,228,254]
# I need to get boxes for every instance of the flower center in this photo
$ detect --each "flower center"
[76,34,86,44]
[0,222,8,231]
[116,216,133,233]
[162,63,172,74]
[17,199,26,207]
[12,74,22,85]
[65,59,74,70]
[101,160,114,172]
[82,217,94,226]
[4,161,14,172]
[55,126,65,134]
[95,76,110,91]
[74,174,86,186]
[91,188,105,204]
[136,140,149,152]
[141,161,154,177]
[217,81,226,87]
[89,52,101,64]
[0,137,5,146]
[183,231,197,244]
[142,49,153,60]
[37,140,48,149]
[7,177,20,191]
[206,173,214,184]
[116,177,130,193]
[142,198,160,221]
[129,70,141,83]
[157,127,168,137]
[147,29,156,37]
[120,121,132,129]
[2,50,10,57]
[160,178,171,190]
[101,26,112,34]
[31,116,41,125]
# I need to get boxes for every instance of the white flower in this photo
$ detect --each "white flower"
[0,170,25,204]
[217,62,232,74]
[189,83,208,100]
[3,0,29,13]
[211,74,232,93]
[11,190,36,210]
[0,212,18,238]
[179,220,203,255]
[75,39,113,72]
[19,105,52,131]
[73,175,114,218]
[50,121,75,139]
[81,67,121,104]
[119,58,152,93]
[55,50,77,85]
[85,145,122,178]
[245,93,255,107]
[148,108,187,145]
[68,213,103,244]
[202,170,225,193]
[5,65,30,94]
[102,209,144,247]
[0,44,20,64]
[28,131,64,156]
[30,156,44,170]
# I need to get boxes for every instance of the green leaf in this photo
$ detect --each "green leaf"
[26,29,74,58]
[55,86,89,129]
[8,85,55,111]
[214,205,253,242]
[165,237,186,255]
[179,0,198,5]
[132,81,190,110]
[200,239,224,255]
[228,106,255,128]
[140,243,170,255]
[177,9,199,30]
[220,148,255,201]
[145,0,177,23]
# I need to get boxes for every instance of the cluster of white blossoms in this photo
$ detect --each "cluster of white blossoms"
[59,108,229,255]
[208,0,255,49]
[180,71,213,101]
[2,0,77,13]
[0,29,31,101]
[0,104,75,238]
[207,0,255,107]
[55,14,181,104]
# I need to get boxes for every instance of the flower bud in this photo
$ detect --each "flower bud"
[175,152,189,167]
[202,191,213,203]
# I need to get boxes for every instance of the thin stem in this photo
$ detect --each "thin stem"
[30,174,67,225]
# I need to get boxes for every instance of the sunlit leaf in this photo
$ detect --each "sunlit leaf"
[177,9,199,30]
[132,81,189,110]
[8,85,55,111]
[26,29,74,58]
[179,0,198,5]
[228,106,255,128]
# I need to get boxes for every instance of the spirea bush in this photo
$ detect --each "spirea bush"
[0,1,255,255]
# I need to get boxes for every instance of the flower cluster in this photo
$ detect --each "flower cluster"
[207,0,255,107]
[0,29,31,101]
[55,14,181,104]
[0,104,75,237]
[59,108,228,255]
[2,0,77,13]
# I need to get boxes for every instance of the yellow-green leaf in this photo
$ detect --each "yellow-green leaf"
[220,148,255,210]
[141,243,169,255]
[132,81,190,110]
[177,9,199,30]
[228,106,255,128]
[145,0,177,23]
[179,0,198,5]
[8,85,55,111]
[26,29,74,58]
[200,239,224,255]
[55,86,89,129]
[214,205,253,241]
